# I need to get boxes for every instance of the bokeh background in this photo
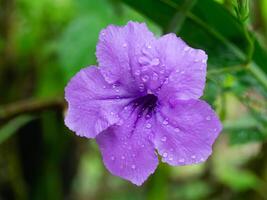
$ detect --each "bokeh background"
[0,0,267,199]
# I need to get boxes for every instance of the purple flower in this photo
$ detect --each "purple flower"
[64,21,222,186]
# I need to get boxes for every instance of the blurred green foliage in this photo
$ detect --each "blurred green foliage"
[0,0,267,199]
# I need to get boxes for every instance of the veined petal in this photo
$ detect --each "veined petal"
[96,106,158,185]
[64,66,137,138]
[135,33,207,99]
[96,21,156,91]
[153,99,222,165]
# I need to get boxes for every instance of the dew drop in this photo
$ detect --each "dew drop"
[134,70,141,76]
[150,58,160,66]
[163,119,168,125]
[138,56,149,65]
[102,85,106,89]
[206,116,211,121]
[141,75,149,82]
[174,128,180,132]
[146,123,152,129]
[145,114,151,119]
[163,152,168,158]
[112,84,117,89]
[121,155,125,160]
[184,46,190,51]
[152,73,159,80]
[122,43,127,48]
[161,136,167,142]
[115,88,120,92]
[111,156,115,161]
[160,69,165,74]
[191,155,196,159]
[179,158,185,163]
[131,164,136,169]
[169,157,173,161]
[124,106,129,110]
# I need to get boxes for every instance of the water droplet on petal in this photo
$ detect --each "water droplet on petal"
[150,58,160,66]
[169,157,173,161]
[161,136,167,142]
[111,156,115,161]
[152,73,159,80]
[122,43,127,47]
[174,128,180,132]
[160,69,165,74]
[141,75,149,82]
[206,116,211,121]
[124,106,129,110]
[163,119,168,125]
[146,123,152,129]
[179,158,185,163]
[115,88,120,92]
[121,155,125,160]
[102,85,106,89]
[184,46,190,51]
[138,56,149,65]
[131,164,136,169]
[163,152,168,158]
[191,155,196,159]
[112,84,117,88]
[134,70,141,76]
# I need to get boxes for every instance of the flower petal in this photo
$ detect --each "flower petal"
[96,107,158,186]
[96,21,155,90]
[137,33,207,100]
[153,99,222,165]
[64,66,137,138]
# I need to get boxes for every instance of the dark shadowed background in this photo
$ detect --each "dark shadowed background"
[0,0,267,199]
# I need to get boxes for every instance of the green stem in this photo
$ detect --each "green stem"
[164,0,197,33]
[247,63,267,90]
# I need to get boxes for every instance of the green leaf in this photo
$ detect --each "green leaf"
[0,115,34,144]
[224,115,267,145]
[218,168,260,191]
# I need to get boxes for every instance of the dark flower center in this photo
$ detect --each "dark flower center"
[131,94,158,116]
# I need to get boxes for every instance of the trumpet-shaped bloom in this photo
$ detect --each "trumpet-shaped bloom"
[65,21,222,186]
